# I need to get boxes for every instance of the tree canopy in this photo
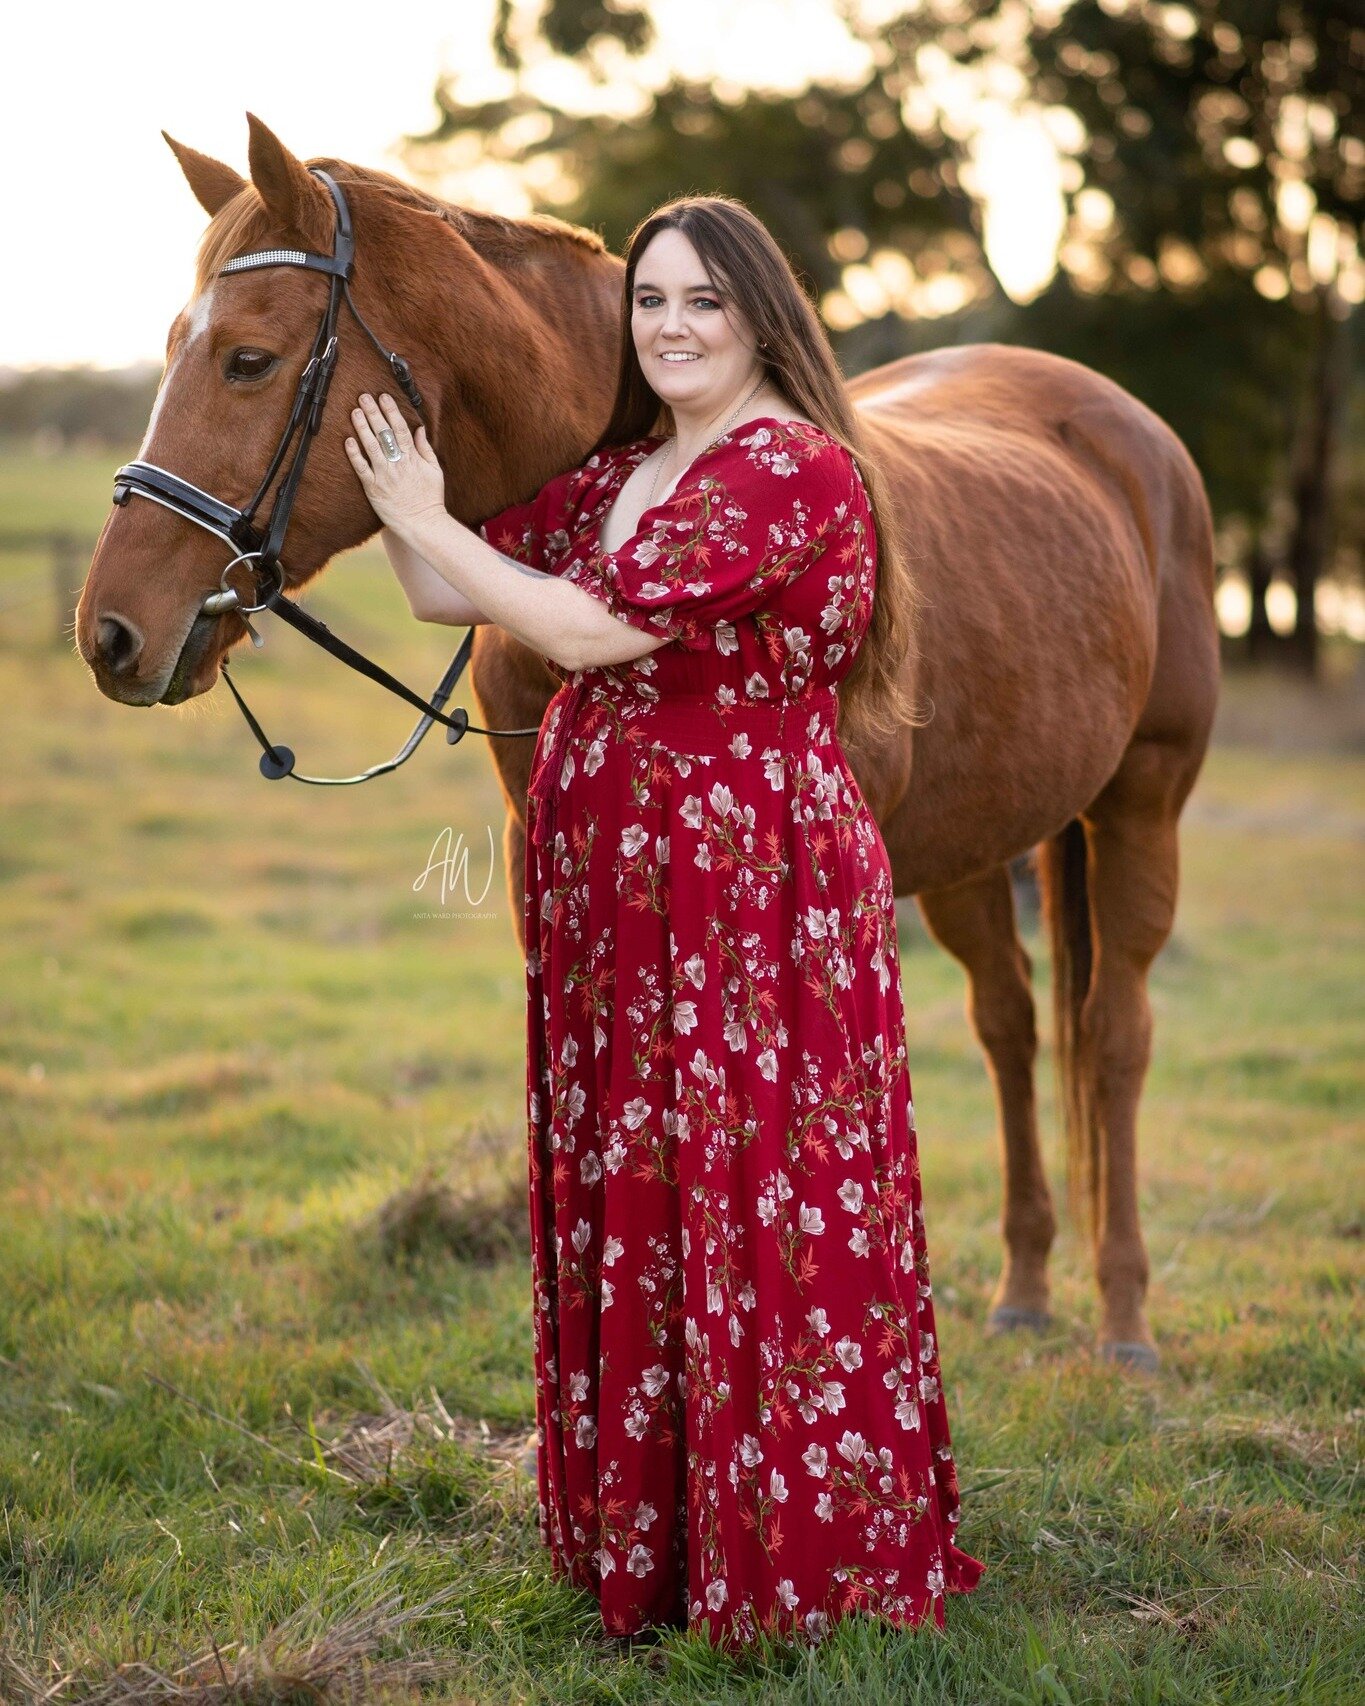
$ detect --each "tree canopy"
[403,0,1364,659]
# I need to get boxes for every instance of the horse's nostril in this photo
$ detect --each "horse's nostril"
[96,613,144,675]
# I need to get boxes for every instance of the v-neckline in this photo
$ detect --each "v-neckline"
[592,416,834,558]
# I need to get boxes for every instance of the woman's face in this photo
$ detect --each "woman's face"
[630,227,762,420]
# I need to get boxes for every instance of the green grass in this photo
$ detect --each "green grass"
[1,450,1362,1703]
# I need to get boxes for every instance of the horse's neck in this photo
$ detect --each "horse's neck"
[399,217,625,521]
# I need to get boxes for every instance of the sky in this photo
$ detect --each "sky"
[3,0,1064,370]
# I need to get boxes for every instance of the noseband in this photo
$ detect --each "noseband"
[111,168,539,784]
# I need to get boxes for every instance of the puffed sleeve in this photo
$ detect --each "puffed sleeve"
[477,461,597,574]
[581,430,863,653]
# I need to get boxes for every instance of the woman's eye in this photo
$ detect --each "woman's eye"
[635,294,720,310]
[226,349,277,381]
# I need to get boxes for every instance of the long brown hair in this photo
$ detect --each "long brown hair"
[591,194,927,750]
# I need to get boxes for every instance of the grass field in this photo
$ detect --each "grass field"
[1,447,1362,1704]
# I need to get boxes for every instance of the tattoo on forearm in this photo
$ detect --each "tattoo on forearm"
[497,550,550,581]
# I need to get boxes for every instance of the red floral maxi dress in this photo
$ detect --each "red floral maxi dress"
[479,416,986,1648]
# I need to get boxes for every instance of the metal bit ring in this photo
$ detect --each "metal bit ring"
[200,550,284,617]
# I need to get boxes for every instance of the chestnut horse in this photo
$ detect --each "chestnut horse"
[77,117,1220,1369]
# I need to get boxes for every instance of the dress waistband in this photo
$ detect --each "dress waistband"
[528,682,841,850]
[616,685,840,753]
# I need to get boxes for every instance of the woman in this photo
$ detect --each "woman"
[344,195,986,1649]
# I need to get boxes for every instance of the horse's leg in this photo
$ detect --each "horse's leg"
[915,866,1057,1333]
[505,812,529,955]
[1078,740,1192,1370]
[469,626,552,956]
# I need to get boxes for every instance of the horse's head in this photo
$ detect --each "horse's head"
[79,114,625,711]
[78,116,438,707]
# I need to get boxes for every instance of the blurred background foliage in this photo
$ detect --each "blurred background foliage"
[5,0,1362,674]
[404,0,1364,675]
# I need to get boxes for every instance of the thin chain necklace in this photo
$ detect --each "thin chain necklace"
[647,375,770,508]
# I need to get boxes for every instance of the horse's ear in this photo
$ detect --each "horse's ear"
[162,132,247,217]
[245,112,333,251]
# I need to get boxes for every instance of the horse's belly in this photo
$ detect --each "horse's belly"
[856,390,1161,891]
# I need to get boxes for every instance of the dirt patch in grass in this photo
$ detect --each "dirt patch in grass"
[370,1170,529,1267]
[308,1382,535,1485]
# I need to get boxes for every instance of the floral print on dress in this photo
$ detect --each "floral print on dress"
[480,418,985,1648]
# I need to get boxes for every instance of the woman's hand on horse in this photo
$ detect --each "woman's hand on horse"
[345,393,447,536]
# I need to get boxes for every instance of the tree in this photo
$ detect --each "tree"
[1009,0,1364,668]
[0,366,160,448]
[403,0,1364,666]
[404,2,1007,366]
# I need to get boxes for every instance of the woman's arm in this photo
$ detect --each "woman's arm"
[346,394,669,671]
[381,527,485,626]
[401,509,668,670]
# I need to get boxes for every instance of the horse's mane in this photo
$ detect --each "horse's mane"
[193,159,607,293]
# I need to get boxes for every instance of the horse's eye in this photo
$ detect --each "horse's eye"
[226,349,276,381]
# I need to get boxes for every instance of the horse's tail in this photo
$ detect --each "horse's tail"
[1037,819,1096,1240]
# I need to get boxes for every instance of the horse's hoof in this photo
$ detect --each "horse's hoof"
[985,1304,1052,1335]
[1098,1339,1160,1371]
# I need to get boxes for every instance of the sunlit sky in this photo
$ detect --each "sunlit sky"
[3,0,1064,370]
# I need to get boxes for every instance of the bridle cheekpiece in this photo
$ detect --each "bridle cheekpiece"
[108,168,538,784]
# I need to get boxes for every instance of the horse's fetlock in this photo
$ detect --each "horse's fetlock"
[1002,1202,1056,1253]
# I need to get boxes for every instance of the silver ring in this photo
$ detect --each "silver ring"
[207,550,283,615]
[377,428,402,462]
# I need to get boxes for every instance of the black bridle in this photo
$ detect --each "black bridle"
[111,167,539,784]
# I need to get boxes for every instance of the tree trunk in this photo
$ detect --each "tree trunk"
[1284,285,1352,676]
[1244,534,1276,663]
